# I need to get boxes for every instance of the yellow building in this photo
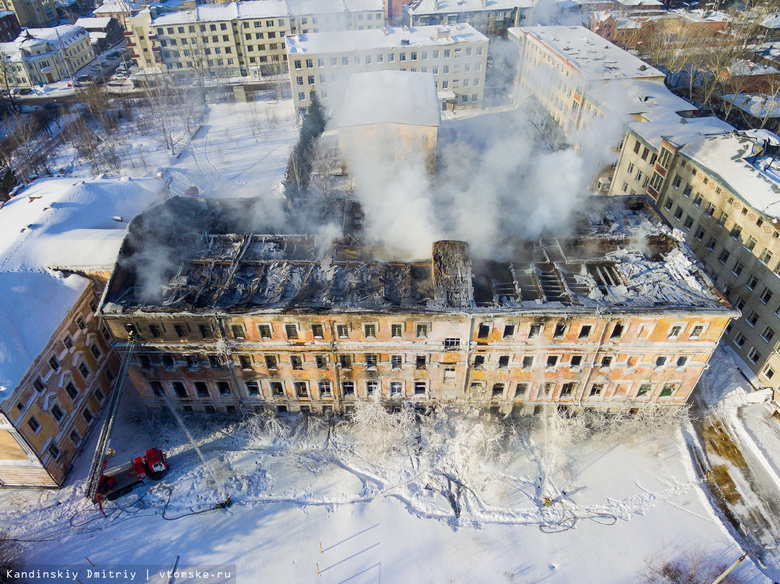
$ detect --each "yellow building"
[99,196,737,417]
[338,70,440,173]
[0,0,56,29]
[0,176,169,487]
[0,25,95,87]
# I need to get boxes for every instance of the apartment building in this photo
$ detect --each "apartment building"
[0,176,168,487]
[98,196,736,417]
[612,130,780,392]
[285,23,488,112]
[0,0,56,29]
[509,25,695,145]
[127,0,383,76]
[0,25,95,87]
[402,0,534,36]
[0,10,20,43]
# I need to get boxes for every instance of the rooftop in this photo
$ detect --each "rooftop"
[101,196,732,316]
[74,17,114,28]
[151,1,289,26]
[630,115,734,151]
[720,92,780,120]
[510,25,665,82]
[92,0,141,14]
[339,71,441,127]
[286,0,383,15]
[678,132,780,220]
[286,23,487,54]
[587,79,696,119]
[404,0,535,15]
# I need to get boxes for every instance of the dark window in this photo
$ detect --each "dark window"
[150,381,163,396]
[339,355,352,369]
[78,362,90,379]
[676,356,688,367]
[342,381,355,396]
[48,356,60,371]
[570,355,582,368]
[414,381,426,395]
[270,382,283,397]
[561,383,575,397]
[391,324,403,337]
[218,382,231,395]
[295,382,308,397]
[90,345,102,359]
[65,382,78,399]
[258,324,272,339]
[231,324,245,339]
[478,324,490,339]
[392,355,403,369]
[194,382,208,397]
[265,355,278,369]
[27,416,41,433]
[366,381,378,396]
[589,384,603,397]
[503,325,515,339]
[416,324,428,337]
[247,382,260,396]
[148,325,162,339]
[285,324,298,339]
[546,355,557,368]
[492,383,504,398]
[578,325,591,339]
[416,355,426,370]
[364,324,377,337]
[444,338,460,350]
[522,356,534,369]
[312,324,324,338]
[515,383,527,397]
[316,355,327,369]
[209,355,222,369]
[173,382,187,398]
[83,409,94,424]
[655,356,667,367]
[239,355,252,369]
[174,324,188,338]
[63,336,74,350]
[660,384,675,397]
[337,324,349,338]
[291,355,303,370]
[51,404,64,422]
[610,323,624,339]
[33,377,45,392]
[529,323,542,338]
[198,324,213,339]
[164,355,176,369]
[366,354,378,368]
[553,324,566,338]
[637,383,651,397]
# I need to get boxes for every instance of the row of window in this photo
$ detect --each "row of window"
[292,46,483,71]
[475,380,679,400]
[474,353,692,370]
[150,378,428,400]
[157,20,286,37]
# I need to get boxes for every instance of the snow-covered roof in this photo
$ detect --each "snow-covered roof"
[676,8,730,23]
[511,25,664,82]
[723,59,780,78]
[404,0,535,16]
[74,17,113,29]
[762,12,780,29]
[630,115,734,150]
[151,1,289,26]
[679,133,780,219]
[754,41,780,65]
[0,271,89,396]
[720,93,780,120]
[0,176,168,273]
[0,10,15,18]
[342,0,383,11]
[93,0,140,14]
[15,25,88,51]
[339,71,440,128]
[588,79,696,118]
[286,23,487,54]
[0,175,168,397]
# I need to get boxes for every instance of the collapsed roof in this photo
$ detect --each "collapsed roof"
[101,195,732,316]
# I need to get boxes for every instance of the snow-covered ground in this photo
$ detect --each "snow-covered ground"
[0,382,768,584]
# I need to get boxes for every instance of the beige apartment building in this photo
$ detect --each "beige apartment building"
[0,25,95,87]
[402,0,534,36]
[285,23,488,112]
[0,0,56,29]
[98,196,736,417]
[611,127,780,391]
[127,0,383,77]
[509,25,696,145]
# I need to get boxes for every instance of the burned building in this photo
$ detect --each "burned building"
[99,195,737,416]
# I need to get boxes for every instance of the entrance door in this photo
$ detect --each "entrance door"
[45,72,54,83]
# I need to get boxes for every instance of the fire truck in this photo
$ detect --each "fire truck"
[96,447,169,501]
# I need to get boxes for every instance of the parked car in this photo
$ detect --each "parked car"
[75,75,93,84]
[107,51,121,60]
[17,87,33,95]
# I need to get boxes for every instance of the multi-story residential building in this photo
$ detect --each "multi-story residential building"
[610,128,780,392]
[402,0,534,36]
[0,10,20,43]
[285,23,488,112]
[0,0,56,29]
[127,0,383,76]
[510,25,696,145]
[0,25,95,87]
[93,0,142,28]
[98,195,736,417]
[0,176,169,487]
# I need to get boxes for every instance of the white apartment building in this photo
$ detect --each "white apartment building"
[285,23,489,112]
[402,0,534,35]
[509,25,695,145]
[0,25,95,87]
[128,0,383,76]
